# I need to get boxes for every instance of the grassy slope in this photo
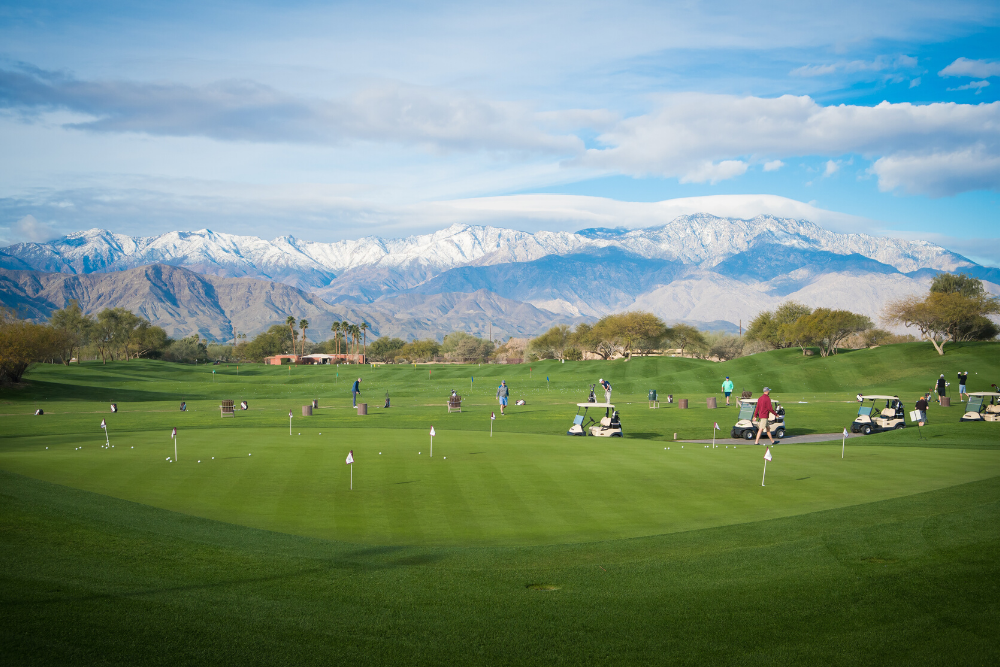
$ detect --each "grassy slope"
[2,341,999,664]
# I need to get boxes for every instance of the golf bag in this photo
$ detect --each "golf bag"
[588,384,597,403]
[384,392,390,409]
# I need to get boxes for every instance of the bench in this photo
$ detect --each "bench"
[220,400,235,418]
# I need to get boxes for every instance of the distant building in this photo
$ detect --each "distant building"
[263,353,365,365]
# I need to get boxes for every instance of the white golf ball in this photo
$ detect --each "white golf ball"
[166,457,169,460]
[379,452,382,455]
[443,457,447,459]
[45,447,48,449]
[249,453,252,456]
[198,460,201,463]
[212,457,214,460]
[298,433,301,435]
[131,446,134,449]
[419,452,421,455]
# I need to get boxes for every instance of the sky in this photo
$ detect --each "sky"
[0,0,998,265]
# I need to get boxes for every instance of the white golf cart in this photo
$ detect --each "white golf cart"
[568,403,623,437]
[961,392,1000,422]
[731,397,786,440]
[851,395,906,435]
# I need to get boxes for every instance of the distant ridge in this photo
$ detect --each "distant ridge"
[2,216,998,334]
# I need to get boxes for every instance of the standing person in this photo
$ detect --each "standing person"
[599,378,612,404]
[936,374,946,404]
[753,387,778,445]
[496,380,509,415]
[722,376,734,406]
[958,371,969,401]
[351,377,362,407]
[915,394,929,426]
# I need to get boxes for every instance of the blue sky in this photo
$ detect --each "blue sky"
[1,0,998,265]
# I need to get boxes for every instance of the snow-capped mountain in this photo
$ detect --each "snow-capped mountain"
[3,215,997,339]
[1,215,978,290]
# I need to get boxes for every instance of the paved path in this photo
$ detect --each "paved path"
[678,432,845,445]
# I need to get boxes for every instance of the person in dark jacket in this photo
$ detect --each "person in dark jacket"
[936,374,946,404]
[915,395,929,426]
[958,371,969,401]
[753,387,778,445]
[352,378,362,407]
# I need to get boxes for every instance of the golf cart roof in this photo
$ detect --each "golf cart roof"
[967,392,1000,397]
[859,395,899,400]
[577,402,615,408]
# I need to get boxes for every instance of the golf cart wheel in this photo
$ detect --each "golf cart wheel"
[743,430,756,440]
[862,425,873,435]
[894,423,905,430]
[731,429,739,439]
[774,428,785,438]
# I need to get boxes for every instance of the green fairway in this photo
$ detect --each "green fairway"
[2,342,999,664]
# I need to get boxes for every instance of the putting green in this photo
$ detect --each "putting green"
[3,427,998,546]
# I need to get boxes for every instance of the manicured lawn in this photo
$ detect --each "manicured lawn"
[2,343,998,664]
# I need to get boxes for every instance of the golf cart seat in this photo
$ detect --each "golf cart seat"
[599,416,612,427]
[880,407,897,418]
[986,404,1000,415]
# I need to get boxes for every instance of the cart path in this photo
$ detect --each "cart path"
[678,432,846,444]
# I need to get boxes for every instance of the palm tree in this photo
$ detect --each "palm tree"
[286,315,297,355]
[349,324,360,362]
[330,321,341,356]
[360,322,368,362]
[299,319,309,356]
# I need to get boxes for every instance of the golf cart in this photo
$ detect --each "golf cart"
[731,397,786,440]
[961,392,1000,422]
[851,395,905,435]
[568,403,623,437]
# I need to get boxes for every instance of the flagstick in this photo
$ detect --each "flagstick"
[175,436,178,462]
[105,426,110,447]
[430,435,433,457]
[761,459,767,486]
[490,419,493,437]
[842,434,846,459]
[350,463,353,490]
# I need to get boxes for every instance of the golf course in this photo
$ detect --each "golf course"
[3,342,999,665]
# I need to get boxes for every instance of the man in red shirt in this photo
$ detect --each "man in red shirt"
[753,387,778,445]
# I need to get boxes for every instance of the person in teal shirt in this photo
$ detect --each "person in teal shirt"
[722,376,734,406]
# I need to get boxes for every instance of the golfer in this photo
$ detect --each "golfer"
[936,374,946,404]
[915,394,929,426]
[496,380,509,415]
[599,378,612,404]
[351,377,362,407]
[753,387,778,445]
[958,371,969,401]
[722,376,734,406]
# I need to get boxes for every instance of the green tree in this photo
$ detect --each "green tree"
[668,324,707,357]
[367,336,406,362]
[394,339,440,362]
[784,308,872,357]
[48,299,93,364]
[885,285,1000,355]
[529,325,570,359]
[930,273,985,298]
[299,319,309,357]
[746,302,812,348]
[0,308,65,383]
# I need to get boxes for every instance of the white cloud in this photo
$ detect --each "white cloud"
[0,214,60,245]
[909,77,921,88]
[790,55,918,77]
[947,80,990,94]
[679,160,748,184]
[577,94,1000,195]
[870,146,1000,197]
[763,160,784,171]
[939,58,1000,78]
[823,160,839,177]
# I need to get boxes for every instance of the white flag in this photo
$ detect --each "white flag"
[491,412,495,420]
[171,427,176,438]
[100,419,106,429]
[429,426,436,436]
[843,428,849,437]
[714,422,720,430]
[346,450,354,465]
[764,447,772,461]
[288,410,293,418]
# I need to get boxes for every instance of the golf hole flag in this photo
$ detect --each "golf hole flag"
[712,422,720,447]
[171,427,177,438]
[346,450,354,490]
[171,427,178,461]
[764,447,772,461]
[842,428,849,458]
[429,426,435,457]
[100,418,109,446]
[100,419,106,429]
[762,447,772,486]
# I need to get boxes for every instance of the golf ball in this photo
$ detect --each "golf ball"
[198,460,201,463]
[443,457,446,460]
[212,457,214,460]
[45,447,48,449]
[249,453,252,456]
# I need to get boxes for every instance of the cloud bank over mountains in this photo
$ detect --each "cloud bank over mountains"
[3,64,998,198]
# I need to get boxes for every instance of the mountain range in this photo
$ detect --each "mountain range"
[2,214,998,341]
